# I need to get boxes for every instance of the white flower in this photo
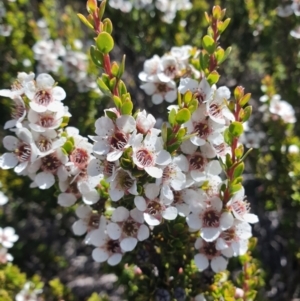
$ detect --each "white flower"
[15,282,42,301]
[269,97,296,123]
[0,227,19,248]
[187,196,233,241]
[141,78,177,105]
[178,77,212,103]
[136,110,156,134]
[0,247,13,264]
[134,183,177,226]
[90,216,123,266]
[106,207,150,252]
[92,115,136,162]
[227,187,258,224]
[138,55,161,82]
[108,168,138,201]
[194,238,230,273]
[87,157,115,178]
[4,96,26,129]
[0,128,38,175]
[132,131,171,178]
[156,54,180,82]
[25,73,66,113]
[277,5,293,17]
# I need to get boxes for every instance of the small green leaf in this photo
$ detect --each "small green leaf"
[86,0,97,14]
[118,80,127,96]
[161,123,168,145]
[111,62,119,77]
[225,153,233,168]
[167,142,181,154]
[98,0,107,20]
[168,108,176,126]
[230,183,242,194]
[77,13,94,29]
[215,47,224,64]
[219,46,231,63]
[106,110,117,121]
[212,5,222,19]
[183,90,193,104]
[229,121,244,137]
[103,18,113,34]
[207,70,220,85]
[239,93,251,107]
[241,106,252,122]
[62,141,74,154]
[109,77,117,91]
[97,78,112,95]
[90,45,104,67]
[121,101,133,115]
[224,128,233,145]
[218,18,231,34]
[118,55,126,78]
[233,162,244,178]
[188,99,198,114]
[202,35,216,55]
[176,108,191,124]
[96,32,114,54]
[176,128,187,139]
[113,96,122,109]
[199,51,210,70]
[235,144,244,159]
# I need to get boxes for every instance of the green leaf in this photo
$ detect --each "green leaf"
[239,93,251,107]
[168,108,176,126]
[202,35,216,55]
[175,108,191,124]
[230,183,242,194]
[212,5,222,19]
[199,51,210,70]
[229,121,244,137]
[233,162,244,178]
[207,70,220,85]
[235,144,244,159]
[109,77,117,90]
[96,32,114,54]
[98,0,107,20]
[90,45,104,67]
[188,99,198,114]
[121,101,133,115]
[161,122,168,145]
[77,13,94,29]
[176,128,187,139]
[97,77,112,95]
[219,46,232,63]
[218,18,231,34]
[86,0,97,14]
[106,110,117,121]
[103,18,113,34]
[225,153,233,168]
[113,96,122,109]
[167,142,181,154]
[118,55,126,78]
[241,106,252,122]
[224,128,233,145]
[62,141,74,154]
[118,80,127,95]
[111,62,119,77]
[215,47,224,64]
[183,90,193,104]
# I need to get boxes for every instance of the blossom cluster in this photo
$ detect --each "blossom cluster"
[139,45,200,105]
[0,1,12,37]
[32,19,98,92]
[108,0,192,23]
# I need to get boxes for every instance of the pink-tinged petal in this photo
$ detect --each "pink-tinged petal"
[116,115,136,133]
[134,196,147,211]
[0,153,18,169]
[145,166,163,178]
[201,227,220,242]
[107,222,122,240]
[144,213,160,226]
[93,140,110,155]
[162,206,177,220]
[72,220,87,236]
[112,206,129,222]
[244,213,259,224]
[58,193,77,207]
[109,188,124,202]
[145,183,160,199]
[194,253,209,271]
[152,94,163,105]
[186,213,202,230]
[120,237,137,252]
[92,248,109,262]
[35,172,55,189]
[211,256,228,273]
[220,212,234,230]
[14,162,28,174]
[52,86,66,101]
[137,224,149,241]
[3,136,18,151]
[156,150,171,165]
[130,208,144,223]
[108,253,122,266]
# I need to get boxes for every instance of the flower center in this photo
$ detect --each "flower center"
[136,148,155,167]
[15,143,31,162]
[122,219,139,237]
[38,114,56,128]
[34,90,53,106]
[11,103,25,120]
[189,153,207,171]
[208,103,223,119]
[202,209,220,228]
[147,200,162,215]
[41,153,62,173]
[193,121,210,139]
[173,191,183,205]
[162,164,176,183]
[222,228,235,243]
[164,64,177,78]
[88,213,100,230]
[194,91,206,104]
[117,170,134,190]
[232,200,250,216]
[110,131,128,150]
[201,241,220,259]
[106,239,121,254]
[70,148,89,169]
[36,136,52,152]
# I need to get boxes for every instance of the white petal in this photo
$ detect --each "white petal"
[134,196,147,211]
[116,115,136,133]
[35,172,55,189]
[0,153,18,169]
[107,222,122,240]
[82,190,100,205]
[109,188,124,202]
[58,193,77,207]
[92,248,109,262]
[107,150,123,162]
[156,150,171,165]
[52,86,66,101]
[145,166,162,178]
[120,237,137,252]
[108,253,122,266]
[76,205,92,219]
[137,224,149,241]
[144,213,160,226]
[244,213,259,224]
[72,220,87,236]
[3,136,18,151]
[162,206,177,220]
[220,212,234,230]
[211,256,228,273]
[201,227,220,242]
[186,213,202,230]
[145,183,160,199]
[14,162,28,174]
[111,206,129,222]
[194,253,209,271]
[130,208,144,223]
